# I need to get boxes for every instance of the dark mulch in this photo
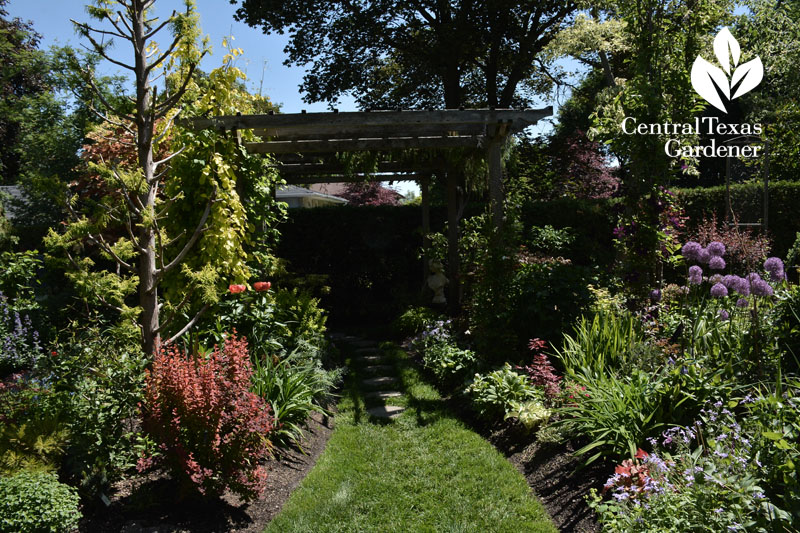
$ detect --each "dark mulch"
[78,411,334,533]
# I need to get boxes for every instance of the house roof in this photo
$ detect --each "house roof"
[276,185,348,204]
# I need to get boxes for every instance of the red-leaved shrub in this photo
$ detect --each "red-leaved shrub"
[518,338,562,400]
[139,335,273,501]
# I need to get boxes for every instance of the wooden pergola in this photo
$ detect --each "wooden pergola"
[183,108,552,310]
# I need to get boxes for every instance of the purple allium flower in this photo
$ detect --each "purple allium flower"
[746,272,762,283]
[764,257,785,282]
[718,309,730,320]
[698,248,711,265]
[751,279,774,297]
[710,283,728,298]
[730,276,749,296]
[689,265,703,285]
[722,275,737,288]
[650,289,662,302]
[736,298,749,308]
[681,241,703,262]
[710,273,723,284]
[709,256,726,270]
[707,241,726,257]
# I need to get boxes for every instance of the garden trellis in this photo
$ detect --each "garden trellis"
[181,108,552,309]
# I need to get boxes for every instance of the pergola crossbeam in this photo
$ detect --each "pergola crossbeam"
[246,135,483,154]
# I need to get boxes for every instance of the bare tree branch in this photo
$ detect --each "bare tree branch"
[84,72,136,122]
[154,287,193,334]
[154,56,206,118]
[73,20,126,40]
[73,24,136,72]
[158,187,216,278]
[144,12,175,40]
[164,303,210,345]
[153,145,185,170]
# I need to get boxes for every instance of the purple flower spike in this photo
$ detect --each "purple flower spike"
[682,241,702,262]
[718,309,730,320]
[710,283,728,298]
[709,256,726,270]
[707,241,726,257]
[689,265,703,285]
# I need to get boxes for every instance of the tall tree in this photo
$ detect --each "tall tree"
[47,0,209,355]
[230,0,576,108]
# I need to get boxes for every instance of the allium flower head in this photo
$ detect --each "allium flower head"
[681,241,702,262]
[688,265,703,285]
[708,256,726,270]
[717,309,730,320]
[709,274,723,284]
[722,275,737,288]
[764,257,785,282]
[746,272,762,283]
[751,279,774,297]
[707,241,726,257]
[736,298,749,308]
[650,289,662,302]
[710,283,728,298]
[698,248,711,265]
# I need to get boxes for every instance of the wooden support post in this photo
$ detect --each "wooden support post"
[421,175,431,287]
[446,169,460,313]
[488,122,509,235]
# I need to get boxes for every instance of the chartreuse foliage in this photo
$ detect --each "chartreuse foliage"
[265,343,556,532]
[0,470,81,533]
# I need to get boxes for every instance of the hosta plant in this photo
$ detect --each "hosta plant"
[466,364,542,418]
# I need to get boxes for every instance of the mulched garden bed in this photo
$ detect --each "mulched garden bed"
[78,411,334,533]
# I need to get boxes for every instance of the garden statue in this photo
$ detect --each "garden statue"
[427,259,448,305]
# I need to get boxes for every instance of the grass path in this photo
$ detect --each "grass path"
[264,339,557,533]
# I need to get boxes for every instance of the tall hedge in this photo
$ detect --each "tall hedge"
[676,180,800,258]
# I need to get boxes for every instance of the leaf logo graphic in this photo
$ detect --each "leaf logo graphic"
[691,27,763,113]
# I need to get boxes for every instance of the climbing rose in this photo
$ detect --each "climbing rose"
[707,241,726,257]
[253,281,271,292]
[688,265,703,285]
[229,284,247,294]
[710,283,728,298]
[709,256,726,270]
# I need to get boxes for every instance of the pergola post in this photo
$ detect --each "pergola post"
[421,174,431,287]
[446,168,461,313]
[488,122,509,234]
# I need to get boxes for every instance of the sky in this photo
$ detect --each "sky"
[5,0,564,196]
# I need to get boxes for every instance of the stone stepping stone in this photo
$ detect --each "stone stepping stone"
[353,347,379,354]
[355,355,386,363]
[363,364,393,374]
[350,340,378,348]
[366,405,405,419]
[364,390,403,400]
[362,376,398,387]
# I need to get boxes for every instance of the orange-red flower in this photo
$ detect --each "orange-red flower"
[253,281,271,292]
[229,284,247,294]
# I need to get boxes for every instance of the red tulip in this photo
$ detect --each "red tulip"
[253,281,271,292]
[228,284,247,294]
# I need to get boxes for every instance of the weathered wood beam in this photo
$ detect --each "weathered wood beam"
[183,107,553,133]
[246,136,483,154]
[283,173,425,185]
[251,123,486,140]
[275,161,442,176]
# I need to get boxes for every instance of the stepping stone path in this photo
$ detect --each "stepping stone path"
[337,334,406,419]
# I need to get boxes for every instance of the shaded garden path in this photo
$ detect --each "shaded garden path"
[264,336,557,533]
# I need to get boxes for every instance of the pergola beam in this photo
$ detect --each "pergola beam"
[252,123,487,140]
[184,108,552,134]
[246,135,483,154]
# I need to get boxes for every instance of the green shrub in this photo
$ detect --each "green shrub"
[393,306,442,338]
[250,346,341,447]
[272,287,328,351]
[504,400,551,431]
[466,364,541,418]
[0,470,81,533]
[421,342,478,387]
[36,330,147,498]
